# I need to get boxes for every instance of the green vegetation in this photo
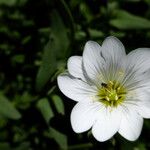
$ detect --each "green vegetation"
[0,0,150,149]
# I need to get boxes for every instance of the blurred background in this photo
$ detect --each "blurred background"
[1,0,150,149]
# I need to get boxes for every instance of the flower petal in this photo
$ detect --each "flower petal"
[137,102,150,119]
[67,56,85,80]
[57,74,97,102]
[135,90,150,118]
[71,102,101,133]
[102,36,126,64]
[124,70,150,95]
[127,48,150,75]
[92,107,122,142]
[83,41,105,82]
[118,108,143,141]
[98,36,127,82]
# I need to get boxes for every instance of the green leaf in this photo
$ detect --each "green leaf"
[49,127,67,150]
[50,10,70,59]
[37,98,67,149]
[36,98,54,124]
[75,31,86,40]
[0,0,16,6]
[0,93,21,120]
[88,28,104,39]
[80,2,93,23]
[11,55,25,64]
[0,143,10,150]
[0,142,30,150]
[136,143,146,150]
[51,95,65,115]
[36,40,57,91]
[58,0,75,37]
[110,10,150,30]
[36,10,70,91]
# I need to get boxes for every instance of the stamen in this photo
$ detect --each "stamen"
[98,81,127,107]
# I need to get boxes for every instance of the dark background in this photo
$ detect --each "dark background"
[0,0,150,149]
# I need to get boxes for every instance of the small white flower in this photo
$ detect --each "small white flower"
[57,36,150,142]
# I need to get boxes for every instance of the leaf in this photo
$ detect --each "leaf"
[36,41,57,91]
[50,10,70,59]
[0,143,11,150]
[51,95,65,115]
[36,10,70,91]
[75,31,86,40]
[136,143,146,150]
[0,0,16,6]
[11,55,25,64]
[0,93,21,120]
[49,127,67,150]
[36,98,54,124]
[88,28,104,38]
[110,10,150,30]
[80,2,93,23]
[58,0,75,37]
[37,98,67,149]
[0,142,30,150]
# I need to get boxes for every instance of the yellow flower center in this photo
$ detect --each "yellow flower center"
[98,81,127,107]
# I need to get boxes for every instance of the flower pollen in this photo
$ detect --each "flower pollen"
[98,81,127,107]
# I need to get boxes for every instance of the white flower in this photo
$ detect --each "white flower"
[57,36,150,142]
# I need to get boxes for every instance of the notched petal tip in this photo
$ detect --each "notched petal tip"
[84,41,101,54]
[104,36,120,41]
[102,36,125,49]
[101,36,126,64]
[85,40,101,47]
[67,56,85,80]
[67,56,82,66]
[118,110,143,141]
[104,36,124,45]
[70,103,94,133]
[91,108,122,142]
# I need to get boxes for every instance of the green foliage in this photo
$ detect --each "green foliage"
[1,0,150,149]
[37,98,54,124]
[36,10,70,91]
[0,142,30,150]
[0,92,21,120]
[36,40,57,91]
[49,127,68,150]
[51,95,65,115]
[110,10,150,30]
[0,0,17,6]
[37,98,67,149]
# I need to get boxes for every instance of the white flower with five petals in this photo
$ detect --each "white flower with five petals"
[57,36,150,142]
